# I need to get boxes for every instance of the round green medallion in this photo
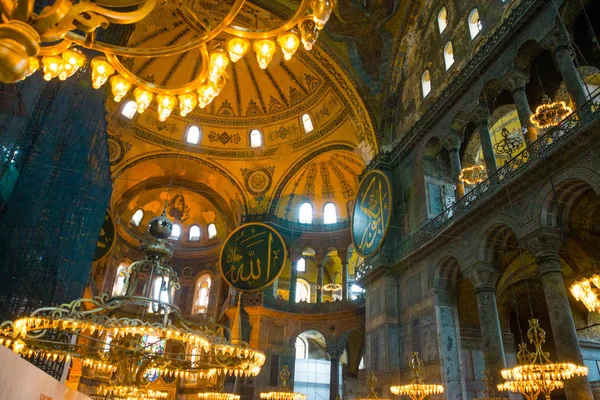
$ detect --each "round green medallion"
[93,209,115,261]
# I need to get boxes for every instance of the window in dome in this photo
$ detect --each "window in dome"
[131,209,144,226]
[208,223,217,239]
[295,336,308,359]
[437,7,448,34]
[296,279,310,303]
[444,41,455,70]
[170,224,181,240]
[193,274,211,314]
[422,70,432,98]
[297,258,306,272]
[468,9,483,39]
[302,113,314,133]
[186,125,201,144]
[189,225,201,241]
[323,202,337,224]
[148,277,173,313]
[299,202,313,224]
[112,263,128,296]
[250,129,262,148]
[121,100,137,119]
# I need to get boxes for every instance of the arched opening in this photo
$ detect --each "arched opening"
[121,100,137,119]
[112,263,128,296]
[294,330,339,400]
[297,257,306,272]
[302,113,314,133]
[296,278,310,303]
[186,125,201,144]
[250,129,263,148]
[437,7,448,34]
[295,336,308,359]
[170,224,181,240]
[131,209,144,226]
[193,274,211,314]
[299,202,313,224]
[189,225,201,241]
[208,223,217,239]
[444,41,455,70]
[323,202,337,224]
[422,70,432,98]
[468,9,483,40]
[422,136,454,219]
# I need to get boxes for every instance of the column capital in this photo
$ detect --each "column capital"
[464,263,500,293]
[502,70,530,93]
[326,347,343,360]
[470,105,491,126]
[442,131,463,152]
[541,29,571,55]
[525,227,564,264]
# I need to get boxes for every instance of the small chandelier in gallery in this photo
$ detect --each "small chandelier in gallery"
[390,352,444,400]
[498,318,587,400]
[459,163,487,185]
[0,1,335,123]
[530,95,573,129]
[570,274,600,312]
[357,371,391,400]
[0,214,265,399]
[197,375,240,400]
[474,370,507,400]
[260,365,307,400]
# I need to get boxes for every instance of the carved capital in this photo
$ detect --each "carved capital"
[326,347,343,360]
[525,227,564,266]
[442,131,463,152]
[541,29,570,55]
[470,105,491,126]
[465,263,500,293]
[502,70,529,93]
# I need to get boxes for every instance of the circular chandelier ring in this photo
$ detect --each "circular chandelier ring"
[39,39,73,56]
[224,1,311,39]
[63,0,244,58]
[105,50,210,95]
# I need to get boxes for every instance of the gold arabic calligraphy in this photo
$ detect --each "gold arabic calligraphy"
[357,176,389,253]
[224,229,280,285]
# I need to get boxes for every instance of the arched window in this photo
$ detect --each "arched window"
[323,203,337,224]
[250,129,262,148]
[193,274,211,314]
[208,223,217,239]
[437,7,448,34]
[121,100,137,119]
[296,258,306,272]
[296,279,310,302]
[302,113,314,133]
[444,41,455,70]
[152,277,172,304]
[468,9,483,39]
[189,225,201,241]
[295,336,308,359]
[112,263,128,296]
[186,125,201,144]
[421,70,432,98]
[170,224,181,240]
[131,209,144,226]
[299,202,313,224]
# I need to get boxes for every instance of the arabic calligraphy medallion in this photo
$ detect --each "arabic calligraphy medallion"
[220,223,288,292]
[93,209,115,261]
[351,170,392,258]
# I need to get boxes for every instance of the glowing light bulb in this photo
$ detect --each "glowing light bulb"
[209,75,227,97]
[62,48,86,69]
[178,93,197,117]
[299,19,319,51]
[133,88,153,114]
[156,94,177,121]
[209,48,229,82]
[277,30,301,61]
[227,37,250,62]
[253,39,276,69]
[90,57,115,89]
[311,0,334,29]
[110,75,131,102]
[42,55,64,81]
[58,62,75,80]
[197,85,217,108]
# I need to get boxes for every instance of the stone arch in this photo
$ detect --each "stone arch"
[476,215,523,263]
[479,78,502,111]
[416,132,444,161]
[288,327,332,355]
[513,39,541,72]
[428,247,465,290]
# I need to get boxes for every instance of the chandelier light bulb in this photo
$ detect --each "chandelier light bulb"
[299,19,319,51]
[110,76,132,103]
[156,94,177,121]
[311,0,334,29]
[254,39,276,69]
[197,85,216,108]
[90,57,115,89]
[227,37,250,63]
[178,93,198,117]
[209,48,230,82]
[134,88,153,114]
[210,75,228,97]
[42,55,65,81]
[278,30,301,61]
[62,48,86,69]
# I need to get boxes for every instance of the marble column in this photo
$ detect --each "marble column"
[527,229,594,400]
[503,71,538,146]
[471,107,497,177]
[328,350,341,400]
[317,263,324,304]
[444,134,465,200]
[468,266,506,383]
[289,259,298,304]
[341,260,348,300]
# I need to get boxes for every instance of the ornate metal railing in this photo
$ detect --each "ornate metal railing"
[357,92,600,279]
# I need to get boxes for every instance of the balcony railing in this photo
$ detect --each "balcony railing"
[357,92,600,279]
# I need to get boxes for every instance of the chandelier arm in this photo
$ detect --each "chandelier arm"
[64,0,245,58]
[12,0,33,21]
[224,1,311,39]
[0,0,15,18]
[38,39,72,56]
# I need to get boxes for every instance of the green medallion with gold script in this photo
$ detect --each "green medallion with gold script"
[220,223,287,292]
[351,169,392,258]
[93,209,115,261]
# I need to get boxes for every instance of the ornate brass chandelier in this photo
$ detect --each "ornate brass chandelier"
[0,214,265,398]
[390,352,444,400]
[474,370,507,400]
[493,127,523,159]
[530,95,573,129]
[0,0,335,121]
[570,275,600,312]
[260,365,307,400]
[498,318,587,400]
[459,163,487,185]
[197,374,241,400]
[357,371,390,400]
